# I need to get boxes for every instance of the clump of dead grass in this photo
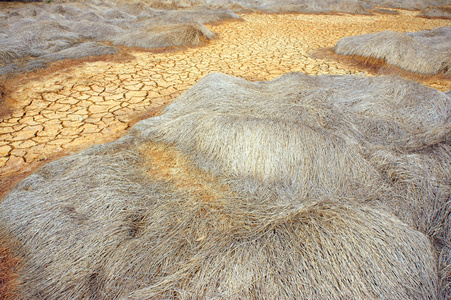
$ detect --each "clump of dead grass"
[418,5,451,18]
[333,27,451,75]
[365,0,446,10]
[112,23,215,48]
[260,0,369,14]
[0,143,438,299]
[315,47,451,90]
[0,1,239,76]
[1,72,451,298]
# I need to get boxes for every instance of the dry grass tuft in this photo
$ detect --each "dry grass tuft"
[333,27,451,75]
[112,23,215,49]
[0,233,19,300]
[371,7,399,14]
[139,141,234,203]
[315,47,451,90]
[1,72,450,299]
[418,5,451,19]
[237,0,370,15]
[0,144,438,299]
[366,0,445,10]
[333,27,451,76]
[0,1,240,77]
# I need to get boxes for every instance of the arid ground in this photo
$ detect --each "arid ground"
[1,9,449,188]
[0,4,451,299]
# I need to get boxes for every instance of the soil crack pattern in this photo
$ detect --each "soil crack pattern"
[1,11,450,179]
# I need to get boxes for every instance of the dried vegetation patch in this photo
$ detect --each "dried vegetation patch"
[333,26,451,75]
[1,1,451,298]
[0,1,239,76]
[0,234,18,300]
[1,73,451,299]
[418,5,451,19]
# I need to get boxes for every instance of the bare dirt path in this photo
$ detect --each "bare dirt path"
[1,11,450,182]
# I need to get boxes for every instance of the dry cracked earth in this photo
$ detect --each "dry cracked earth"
[1,10,450,190]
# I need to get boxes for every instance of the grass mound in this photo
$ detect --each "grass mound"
[0,236,18,300]
[112,23,214,48]
[333,26,451,75]
[136,0,447,13]
[259,0,369,14]
[365,0,446,10]
[418,5,451,19]
[1,73,450,299]
[1,0,449,77]
[40,42,118,61]
[0,2,239,76]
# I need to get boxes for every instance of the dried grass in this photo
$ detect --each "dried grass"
[260,0,369,14]
[0,144,438,299]
[0,0,447,78]
[50,0,448,12]
[366,0,447,10]
[69,20,123,40]
[0,1,239,76]
[40,42,118,62]
[1,72,450,299]
[371,8,399,14]
[418,5,451,19]
[333,27,451,75]
[147,8,241,25]
[315,48,451,90]
[112,23,215,48]
[0,235,19,300]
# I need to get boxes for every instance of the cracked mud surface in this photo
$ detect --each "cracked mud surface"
[1,11,450,181]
